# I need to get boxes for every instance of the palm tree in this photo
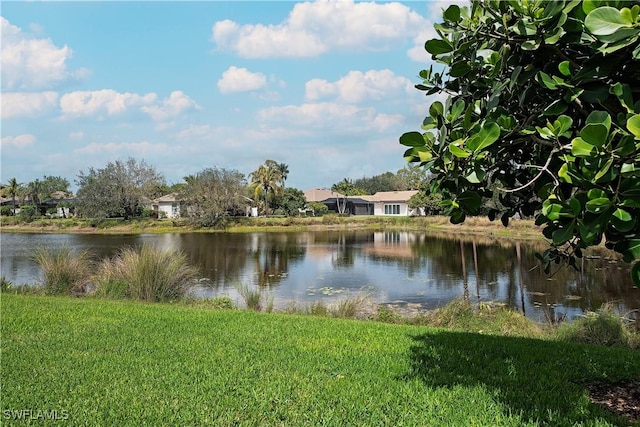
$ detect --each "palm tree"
[276,163,289,188]
[26,179,43,208]
[7,178,20,216]
[331,178,356,214]
[249,163,283,216]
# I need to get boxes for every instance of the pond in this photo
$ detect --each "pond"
[1,231,638,322]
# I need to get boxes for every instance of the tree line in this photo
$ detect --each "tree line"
[1,159,446,225]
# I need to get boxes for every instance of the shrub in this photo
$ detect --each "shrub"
[18,205,38,223]
[94,244,198,302]
[556,305,638,349]
[307,202,328,216]
[32,247,93,295]
[1,206,13,216]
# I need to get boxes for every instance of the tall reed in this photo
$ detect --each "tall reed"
[32,247,93,295]
[95,244,198,302]
[235,282,264,311]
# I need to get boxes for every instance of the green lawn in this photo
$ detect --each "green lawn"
[2,295,638,426]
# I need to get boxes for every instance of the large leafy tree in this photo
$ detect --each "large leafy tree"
[180,167,248,228]
[39,175,71,198]
[272,187,307,216]
[401,1,640,284]
[76,158,165,220]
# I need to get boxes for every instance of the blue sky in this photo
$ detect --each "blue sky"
[1,0,454,192]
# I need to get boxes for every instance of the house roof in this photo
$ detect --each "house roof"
[152,192,181,204]
[319,197,372,205]
[304,188,344,202]
[360,190,419,203]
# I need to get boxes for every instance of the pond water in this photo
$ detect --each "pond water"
[1,231,638,322]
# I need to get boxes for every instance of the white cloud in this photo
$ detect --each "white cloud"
[173,125,212,141]
[1,134,36,148]
[69,131,84,140]
[74,140,167,156]
[211,0,427,58]
[1,17,87,90]
[257,102,404,133]
[372,113,404,132]
[217,66,267,94]
[59,89,157,118]
[305,69,413,103]
[141,91,200,121]
[1,91,59,119]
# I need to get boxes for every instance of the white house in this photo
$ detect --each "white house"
[304,188,422,216]
[360,190,421,216]
[152,193,182,219]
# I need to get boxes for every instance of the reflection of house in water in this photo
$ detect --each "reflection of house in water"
[362,232,417,259]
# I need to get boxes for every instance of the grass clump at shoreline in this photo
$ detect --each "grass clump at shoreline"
[32,246,93,295]
[556,305,639,349]
[2,294,638,426]
[93,244,199,302]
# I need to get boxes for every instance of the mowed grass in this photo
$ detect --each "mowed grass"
[2,295,638,426]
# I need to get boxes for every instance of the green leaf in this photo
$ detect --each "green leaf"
[621,163,640,177]
[585,6,633,36]
[425,39,453,55]
[555,115,573,135]
[536,72,558,90]
[399,132,425,147]
[457,191,482,212]
[543,100,568,116]
[448,99,465,121]
[467,122,500,152]
[443,5,461,23]
[615,239,640,263]
[465,165,486,184]
[585,197,612,213]
[449,61,471,77]
[627,114,640,139]
[552,221,575,245]
[594,156,613,181]
[449,144,471,158]
[450,208,466,224]
[571,137,596,157]
[429,101,444,118]
[558,61,572,76]
[580,123,609,147]
[612,208,636,232]
[558,163,572,183]
[416,148,433,162]
[586,111,611,129]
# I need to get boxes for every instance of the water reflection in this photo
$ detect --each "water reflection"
[1,230,637,322]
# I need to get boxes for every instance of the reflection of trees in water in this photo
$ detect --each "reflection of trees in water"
[178,230,636,314]
[178,233,253,288]
[178,233,306,290]
[251,233,306,288]
[391,233,636,314]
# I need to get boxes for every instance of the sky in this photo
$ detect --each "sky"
[1,0,456,193]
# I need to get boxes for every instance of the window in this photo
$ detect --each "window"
[384,204,400,215]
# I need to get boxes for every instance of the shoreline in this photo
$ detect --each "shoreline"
[0,215,545,240]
